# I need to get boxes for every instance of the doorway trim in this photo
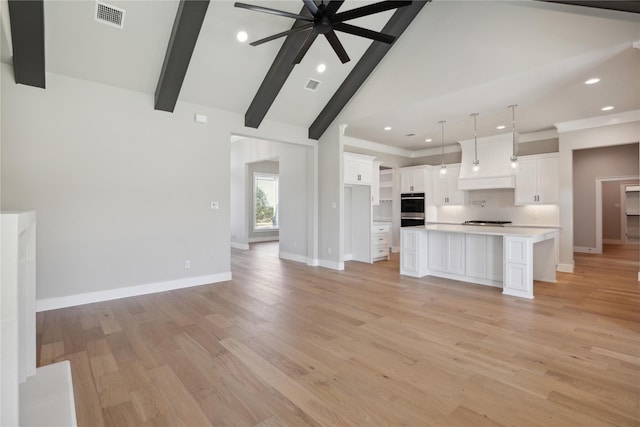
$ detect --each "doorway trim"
[595,175,639,254]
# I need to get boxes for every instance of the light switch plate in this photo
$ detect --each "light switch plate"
[211,201,219,209]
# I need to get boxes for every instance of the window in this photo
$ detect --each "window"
[254,173,279,231]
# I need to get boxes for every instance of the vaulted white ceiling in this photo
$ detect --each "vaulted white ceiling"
[2,0,639,149]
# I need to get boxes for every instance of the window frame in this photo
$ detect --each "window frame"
[253,172,279,232]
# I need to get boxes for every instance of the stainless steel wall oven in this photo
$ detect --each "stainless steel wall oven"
[401,192,425,227]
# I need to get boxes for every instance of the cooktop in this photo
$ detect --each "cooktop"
[462,220,512,226]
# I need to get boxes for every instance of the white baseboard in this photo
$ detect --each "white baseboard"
[318,259,345,271]
[344,253,353,261]
[248,236,279,243]
[556,263,574,273]
[638,272,640,281]
[391,246,400,253]
[35,272,232,312]
[603,239,624,245]
[574,246,599,254]
[231,242,250,250]
[279,251,307,264]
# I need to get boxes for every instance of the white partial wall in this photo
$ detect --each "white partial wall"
[557,114,640,274]
[230,137,315,264]
[1,65,318,309]
[317,123,343,270]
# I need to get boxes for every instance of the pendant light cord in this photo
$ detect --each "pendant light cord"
[438,120,446,166]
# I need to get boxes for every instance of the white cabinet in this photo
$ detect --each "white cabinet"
[400,228,428,277]
[432,164,467,206]
[371,223,390,262]
[515,154,558,205]
[400,166,429,193]
[344,152,375,185]
[372,161,382,205]
[465,234,503,281]
[427,231,465,275]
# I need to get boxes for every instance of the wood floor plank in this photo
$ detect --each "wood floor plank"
[35,242,639,426]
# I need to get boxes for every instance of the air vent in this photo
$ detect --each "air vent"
[95,1,125,29]
[304,78,321,92]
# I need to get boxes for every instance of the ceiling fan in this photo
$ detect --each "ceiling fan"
[234,0,412,64]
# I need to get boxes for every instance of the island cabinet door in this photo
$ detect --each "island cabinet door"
[465,234,488,279]
[401,230,419,275]
[427,231,446,273]
[446,233,466,275]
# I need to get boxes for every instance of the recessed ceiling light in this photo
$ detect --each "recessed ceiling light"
[496,125,506,130]
[384,126,392,131]
[236,31,248,43]
[601,105,614,111]
[585,78,600,85]
[425,138,432,142]
[317,63,326,73]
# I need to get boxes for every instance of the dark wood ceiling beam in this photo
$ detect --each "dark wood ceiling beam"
[308,1,429,141]
[244,5,315,128]
[8,0,45,88]
[540,1,640,14]
[155,0,210,113]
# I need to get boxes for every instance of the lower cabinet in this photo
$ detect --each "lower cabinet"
[371,223,390,262]
[400,229,428,277]
[427,231,465,275]
[465,234,503,281]
[424,231,502,285]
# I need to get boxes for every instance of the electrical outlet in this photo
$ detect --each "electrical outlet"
[184,260,191,269]
[327,248,332,254]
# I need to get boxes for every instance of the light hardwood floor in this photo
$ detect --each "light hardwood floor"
[37,243,640,426]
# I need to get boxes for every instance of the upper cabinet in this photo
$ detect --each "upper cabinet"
[432,164,467,206]
[515,154,558,205]
[344,152,376,186]
[400,166,429,193]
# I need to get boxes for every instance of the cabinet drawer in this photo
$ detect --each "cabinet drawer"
[372,232,389,246]
[372,225,390,233]
[371,245,389,260]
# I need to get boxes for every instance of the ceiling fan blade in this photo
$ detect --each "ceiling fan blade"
[333,22,396,44]
[324,30,350,63]
[302,0,318,15]
[234,2,314,21]
[324,0,345,17]
[250,23,314,46]
[293,31,319,64]
[334,1,411,22]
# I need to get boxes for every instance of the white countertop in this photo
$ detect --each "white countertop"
[405,224,558,237]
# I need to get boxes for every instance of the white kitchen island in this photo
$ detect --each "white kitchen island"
[400,224,559,299]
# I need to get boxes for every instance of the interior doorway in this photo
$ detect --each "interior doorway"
[595,176,639,253]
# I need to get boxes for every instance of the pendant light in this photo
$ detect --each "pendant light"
[509,104,518,172]
[438,120,447,175]
[470,113,480,173]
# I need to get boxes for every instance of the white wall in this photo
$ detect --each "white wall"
[1,66,318,307]
[317,124,343,270]
[558,119,640,273]
[230,137,314,263]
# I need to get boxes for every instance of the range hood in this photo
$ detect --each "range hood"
[458,133,517,190]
